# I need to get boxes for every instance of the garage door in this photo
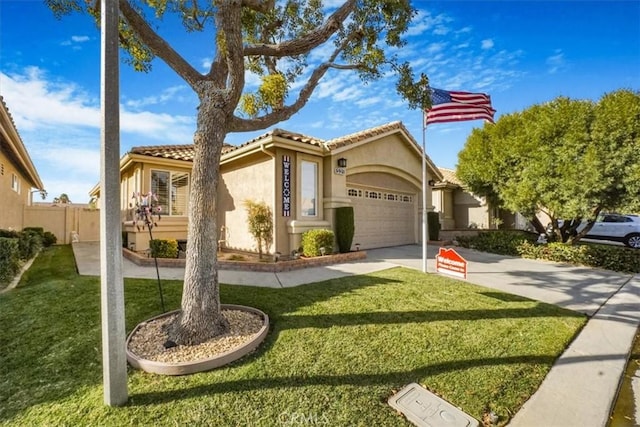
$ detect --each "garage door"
[348,187,416,249]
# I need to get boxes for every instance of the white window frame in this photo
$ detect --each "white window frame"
[295,154,323,219]
[150,169,190,216]
[11,173,20,193]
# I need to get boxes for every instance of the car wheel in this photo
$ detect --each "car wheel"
[624,233,640,248]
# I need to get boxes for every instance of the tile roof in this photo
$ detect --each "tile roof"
[129,128,324,162]
[324,121,412,150]
[130,143,245,161]
[437,167,463,186]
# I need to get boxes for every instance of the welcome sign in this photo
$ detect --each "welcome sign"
[282,155,291,217]
[436,247,467,279]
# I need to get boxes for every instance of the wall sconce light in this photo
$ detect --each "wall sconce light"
[428,179,436,187]
[337,158,347,168]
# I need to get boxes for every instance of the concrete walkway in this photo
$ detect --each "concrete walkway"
[71,242,640,426]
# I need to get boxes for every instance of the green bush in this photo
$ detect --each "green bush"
[244,199,274,259]
[0,229,20,239]
[23,227,44,238]
[0,237,20,284]
[149,239,178,258]
[18,229,42,260]
[335,207,355,253]
[301,229,334,257]
[427,212,440,241]
[518,241,640,273]
[42,231,57,247]
[456,230,537,256]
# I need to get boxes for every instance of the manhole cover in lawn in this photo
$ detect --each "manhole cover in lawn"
[388,383,479,427]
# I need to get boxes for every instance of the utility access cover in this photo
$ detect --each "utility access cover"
[388,383,479,427]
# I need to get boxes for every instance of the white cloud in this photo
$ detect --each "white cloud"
[481,39,494,50]
[407,11,453,37]
[124,85,189,109]
[71,35,90,43]
[546,49,566,74]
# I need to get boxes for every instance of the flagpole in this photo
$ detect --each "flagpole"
[422,112,428,273]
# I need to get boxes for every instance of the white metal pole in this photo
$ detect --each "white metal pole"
[100,0,127,406]
[422,114,428,273]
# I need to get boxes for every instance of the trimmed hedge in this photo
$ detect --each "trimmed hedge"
[149,239,178,258]
[456,230,537,257]
[0,238,20,284]
[456,230,639,273]
[301,229,334,257]
[43,231,57,247]
[427,211,441,241]
[518,241,640,273]
[18,229,42,260]
[335,207,355,253]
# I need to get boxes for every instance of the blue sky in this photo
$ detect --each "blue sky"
[1,1,638,204]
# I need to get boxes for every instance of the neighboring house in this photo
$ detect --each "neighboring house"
[91,121,443,255]
[0,96,45,230]
[432,167,526,230]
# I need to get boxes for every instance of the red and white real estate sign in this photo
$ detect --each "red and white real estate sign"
[436,247,467,279]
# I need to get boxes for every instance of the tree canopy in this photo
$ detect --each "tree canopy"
[457,89,640,243]
[47,0,429,346]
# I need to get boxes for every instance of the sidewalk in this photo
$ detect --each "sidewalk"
[72,242,640,426]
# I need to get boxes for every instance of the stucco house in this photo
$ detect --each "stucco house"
[0,96,45,230]
[432,167,527,231]
[92,121,443,256]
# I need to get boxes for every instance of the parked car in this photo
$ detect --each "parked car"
[549,213,640,248]
[586,213,640,248]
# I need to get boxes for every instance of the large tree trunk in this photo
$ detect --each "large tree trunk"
[166,100,230,346]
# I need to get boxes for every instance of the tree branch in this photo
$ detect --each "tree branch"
[243,0,356,57]
[118,0,203,88]
[218,2,246,111]
[241,0,275,13]
[229,62,331,132]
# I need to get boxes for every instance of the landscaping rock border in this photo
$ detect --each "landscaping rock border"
[126,304,269,375]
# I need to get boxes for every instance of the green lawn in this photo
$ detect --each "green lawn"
[0,246,586,426]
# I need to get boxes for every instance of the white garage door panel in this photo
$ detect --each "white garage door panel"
[351,197,415,249]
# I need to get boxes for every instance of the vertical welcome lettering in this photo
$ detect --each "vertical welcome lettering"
[282,155,291,217]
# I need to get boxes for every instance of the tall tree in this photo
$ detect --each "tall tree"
[48,0,428,345]
[457,89,640,243]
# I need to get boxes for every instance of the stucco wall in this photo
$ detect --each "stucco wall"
[0,149,30,230]
[23,205,100,244]
[219,154,275,253]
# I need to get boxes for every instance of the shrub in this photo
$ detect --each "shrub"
[518,241,640,273]
[18,229,42,260]
[456,230,537,256]
[0,229,20,239]
[244,200,274,259]
[335,207,355,253]
[0,237,20,284]
[149,239,178,258]
[301,229,334,257]
[427,212,440,241]
[42,231,57,247]
[23,227,44,238]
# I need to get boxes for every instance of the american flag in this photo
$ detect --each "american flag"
[425,88,496,125]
